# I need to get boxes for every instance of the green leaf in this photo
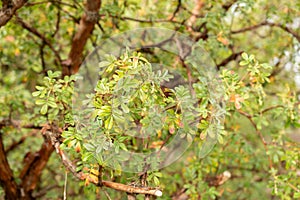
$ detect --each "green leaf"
[249,54,255,61]
[241,52,248,60]
[217,134,224,144]
[36,86,45,91]
[47,100,57,108]
[119,143,128,151]
[239,60,249,66]
[40,104,48,115]
[121,103,129,113]
[105,116,114,130]
[153,176,160,186]
[99,61,111,68]
[294,192,300,198]
[83,143,95,152]
[32,91,41,97]
[35,99,46,105]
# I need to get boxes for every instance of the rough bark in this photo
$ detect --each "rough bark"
[19,138,54,199]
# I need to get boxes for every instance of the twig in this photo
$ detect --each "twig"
[63,171,67,200]
[169,0,182,21]
[231,21,300,43]
[216,51,243,70]
[103,190,112,200]
[32,185,60,198]
[237,110,273,168]
[51,2,61,37]
[107,15,182,25]
[0,119,42,130]
[26,0,77,8]
[260,105,284,114]
[15,16,62,64]
[5,131,38,153]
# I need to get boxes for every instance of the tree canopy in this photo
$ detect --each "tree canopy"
[0,0,299,199]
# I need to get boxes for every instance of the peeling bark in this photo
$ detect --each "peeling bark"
[0,134,19,200]
[62,0,101,76]
[19,139,54,199]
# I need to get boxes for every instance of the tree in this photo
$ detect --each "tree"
[0,0,299,199]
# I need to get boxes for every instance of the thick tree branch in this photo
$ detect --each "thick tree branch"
[0,133,20,199]
[62,0,101,76]
[19,137,54,199]
[0,0,28,27]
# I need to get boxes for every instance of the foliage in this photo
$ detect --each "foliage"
[0,0,299,199]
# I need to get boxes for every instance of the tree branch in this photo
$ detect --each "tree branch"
[237,110,273,168]
[45,130,163,197]
[232,21,300,43]
[15,16,62,65]
[0,133,20,199]
[169,0,181,21]
[62,0,101,76]
[19,137,54,198]
[0,0,28,27]
[216,51,243,70]
[5,131,38,153]
[186,0,205,31]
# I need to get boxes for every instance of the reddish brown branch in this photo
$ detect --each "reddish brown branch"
[62,0,101,76]
[0,134,20,199]
[19,138,54,198]
[186,0,205,31]
[0,0,28,27]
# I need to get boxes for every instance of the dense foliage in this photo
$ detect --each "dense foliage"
[0,0,299,199]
